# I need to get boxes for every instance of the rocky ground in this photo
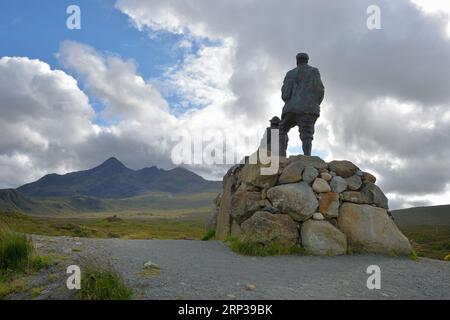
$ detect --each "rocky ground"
[7,235,450,300]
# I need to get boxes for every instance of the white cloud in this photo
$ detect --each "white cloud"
[0,57,96,186]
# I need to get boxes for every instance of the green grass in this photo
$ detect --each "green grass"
[0,277,27,298]
[398,225,450,261]
[0,212,206,240]
[30,287,44,299]
[0,226,53,299]
[79,260,132,300]
[201,230,215,241]
[228,237,304,257]
[0,230,33,272]
[18,191,218,217]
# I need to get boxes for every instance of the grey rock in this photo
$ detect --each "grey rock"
[267,182,318,222]
[279,161,304,184]
[312,178,331,193]
[361,183,389,209]
[318,192,340,218]
[320,172,332,182]
[313,212,325,221]
[328,160,360,178]
[338,203,412,255]
[302,166,319,184]
[301,220,347,256]
[262,205,281,214]
[240,154,279,189]
[341,191,366,204]
[230,189,262,225]
[240,212,299,247]
[215,174,237,240]
[144,261,160,270]
[362,171,377,184]
[330,176,348,193]
[346,175,362,191]
[287,155,328,170]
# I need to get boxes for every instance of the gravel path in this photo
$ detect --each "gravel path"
[29,236,450,300]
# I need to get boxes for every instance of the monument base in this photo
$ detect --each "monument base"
[208,154,412,256]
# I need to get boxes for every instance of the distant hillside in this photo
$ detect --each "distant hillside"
[17,157,221,199]
[392,205,450,226]
[0,189,47,214]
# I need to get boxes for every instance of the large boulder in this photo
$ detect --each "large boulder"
[288,155,328,170]
[279,161,304,184]
[318,192,340,218]
[215,174,237,240]
[230,189,262,225]
[341,191,366,204]
[240,160,279,189]
[330,176,348,193]
[328,160,359,178]
[267,182,318,222]
[338,203,412,255]
[302,166,319,184]
[240,212,299,247]
[346,175,363,191]
[312,178,331,193]
[301,220,347,256]
[362,171,377,184]
[361,183,389,209]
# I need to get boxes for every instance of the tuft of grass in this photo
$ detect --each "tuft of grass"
[408,251,420,261]
[28,254,53,272]
[228,237,303,257]
[79,259,133,300]
[201,230,216,241]
[30,287,44,299]
[0,229,33,272]
[0,277,27,299]
[0,226,54,299]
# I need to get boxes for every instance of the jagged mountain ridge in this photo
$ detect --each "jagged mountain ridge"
[17,157,221,198]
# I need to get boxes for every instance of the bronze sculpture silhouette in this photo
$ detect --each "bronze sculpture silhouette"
[279,53,325,157]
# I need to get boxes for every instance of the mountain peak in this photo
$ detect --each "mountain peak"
[104,157,122,164]
[100,157,126,168]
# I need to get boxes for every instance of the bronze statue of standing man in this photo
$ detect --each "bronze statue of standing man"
[279,53,324,157]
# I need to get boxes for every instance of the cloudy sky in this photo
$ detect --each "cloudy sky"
[1,0,450,209]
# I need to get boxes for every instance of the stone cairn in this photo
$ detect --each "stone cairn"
[206,154,412,256]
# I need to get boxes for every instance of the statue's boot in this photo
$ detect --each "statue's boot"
[302,140,312,156]
[279,131,289,157]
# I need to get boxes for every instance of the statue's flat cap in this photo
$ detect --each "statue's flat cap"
[270,116,281,124]
[296,53,309,61]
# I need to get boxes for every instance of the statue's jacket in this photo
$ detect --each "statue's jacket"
[281,64,325,116]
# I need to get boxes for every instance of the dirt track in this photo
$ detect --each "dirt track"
[15,236,450,300]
